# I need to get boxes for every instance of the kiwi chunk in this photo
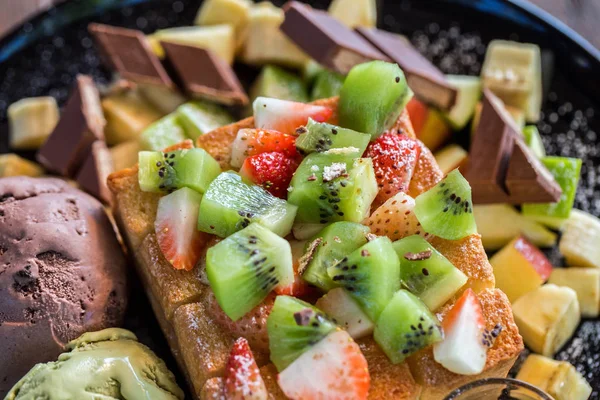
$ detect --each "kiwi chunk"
[374,289,443,364]
[250,65,308,104]
[288,149,377,225]
[198,171,297,238]
[310,70,345,101]
[176,101,234,140]
[339,61,413,139]
[522,125,546,159]
[327,236,400,320]
[138,148,221,194]
[267,295,338,371]
[296,119,371,155]
[414,169,477,240]
[393,235,467,311]
[139,114,187,151]
[207,223,293,321]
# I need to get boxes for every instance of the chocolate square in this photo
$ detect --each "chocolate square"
[76,140,114,204]
[161,42,248,106]
[37,75,105,177]
[88,23,173,88]
[280,1,389,74]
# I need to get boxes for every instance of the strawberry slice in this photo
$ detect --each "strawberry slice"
[274,240,314,298]
[433,288,488,375]
[230,128,299,169]
[253,97,333,135]
[155,187,207,271]
[278,330,370,400]
[239,152,299,199]
[365,131,421,209]
[224,337,268,400]
[387,108,417,138]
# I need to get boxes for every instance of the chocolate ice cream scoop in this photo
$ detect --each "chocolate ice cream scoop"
[0,177,128,395]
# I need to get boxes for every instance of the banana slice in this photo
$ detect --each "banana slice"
[548,268,600,318]
[110,140,141,172]
[328,0,376,28]
[138,84,187,115]
[559,209,600,269]
[8,97,59,149]
[433,144,468,174]
[516,354,592,400]
[0,154,44,177]
[194,0,252,50]
[512,284,580,357]
[481,40,542,122]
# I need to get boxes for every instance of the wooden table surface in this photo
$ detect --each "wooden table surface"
[0,0,599,50]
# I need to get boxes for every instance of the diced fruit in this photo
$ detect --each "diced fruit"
[339,61,413,139]
[253,97,333,135]
[249,65,308,105]
[405,98,451,152]
[523,125,546,158]
[374,289,443,364]
[8,97,59,149]
[327,236,400,320]
[512,284,580,356]
[433,289,487,375]
[522,157,582,228]
[224,337,268,400]
[138,148,221,194]
[176,101,234,140]
[155,188,205,271]
[0,154,44,178]
[481,40,542,122]
[138,84,186,114]
[414,169,477,240]
[275,239,312,297]
[198,171,297,237]
[207,223,293,320]
[194,0,252,49]
[310,70,345,101]
[434,144,468,175]
[316,288,374,339]
[473,204,557,250]
[139,114,187,151]
[392,235,467,311]
[516,355,593,400]
[277,330,370,400]
[548,268,600,318]
[443,75,481,131]
[267,296,338,371]
[328,0,376,28]
[152,25,235,64]
[365,132,421,208]
[302,60,324,85]
[365,192,430,241]
[288,150,377,225]
[230,128,298,169]
[239,152,299,199]
[490,236,552,302]
[110,140,141,171]
[302,222,369,292]
[559,209,600,269]
[295,118,370,155]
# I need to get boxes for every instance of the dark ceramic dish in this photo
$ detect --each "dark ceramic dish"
[0,0,598,398]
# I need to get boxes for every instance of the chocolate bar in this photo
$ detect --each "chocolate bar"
[161,42,248,106]
[280,1,389,74]
[76,141,114,204]
[88,23,173,88]
[356,27,457,111]
[37,75,105,177]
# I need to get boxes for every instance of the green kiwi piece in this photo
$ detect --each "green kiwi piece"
[137,148,221,194]
[198,171,298,238]
[267,295,338,371]
[327,236,400,321]
[339,61,413,139]
[414,169,477,240]
[295,119,371,155]
[139,113,187,151]
[207,223,293,321]
[250,65,308,104]
[288,149,377,225]
[522,125,546,158]
[522,157,582,227]
[374,289,443,364]
[176,101,234,140]
[392,235,467,311]
[302,221,370,292]
[310,70,345,101]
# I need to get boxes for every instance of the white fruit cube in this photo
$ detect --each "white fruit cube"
[8,97,59,149]
[548,268,600,318]
[559,209,600,269]
[316,288,374,339]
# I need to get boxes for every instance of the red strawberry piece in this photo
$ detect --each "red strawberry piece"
[239,152,299,199]
[386,108,417,138]
[365,131,421,209]
[253,97,333,135]
[230,129,299,169]
[224,337,268,400]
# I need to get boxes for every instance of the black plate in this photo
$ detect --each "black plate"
[0,0,598,397]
